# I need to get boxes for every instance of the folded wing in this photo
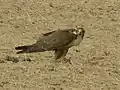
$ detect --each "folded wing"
[15,30,77,54]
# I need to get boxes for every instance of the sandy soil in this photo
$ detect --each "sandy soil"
[0,0,120,90]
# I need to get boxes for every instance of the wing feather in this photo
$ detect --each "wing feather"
[34,30,77,51]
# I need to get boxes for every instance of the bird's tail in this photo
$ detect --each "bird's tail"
[15,44,44,54]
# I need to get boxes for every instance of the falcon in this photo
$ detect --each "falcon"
[15,28,85,61]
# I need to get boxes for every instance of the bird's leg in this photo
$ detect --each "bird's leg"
[62,49,72,64]
[54,48,72,64]
[54,49,68,60]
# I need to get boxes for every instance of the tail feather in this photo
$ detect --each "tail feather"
[15,45,34,54]
[16,50,25,54]
[15,45,31,50]
[15,45,45,54]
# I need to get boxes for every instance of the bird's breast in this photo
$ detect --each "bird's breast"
[73,37,83,45]
[68,36,83,47]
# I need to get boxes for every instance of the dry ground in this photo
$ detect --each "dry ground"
[0,0,120,90]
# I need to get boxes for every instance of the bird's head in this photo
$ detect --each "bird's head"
[72,27,85,39]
